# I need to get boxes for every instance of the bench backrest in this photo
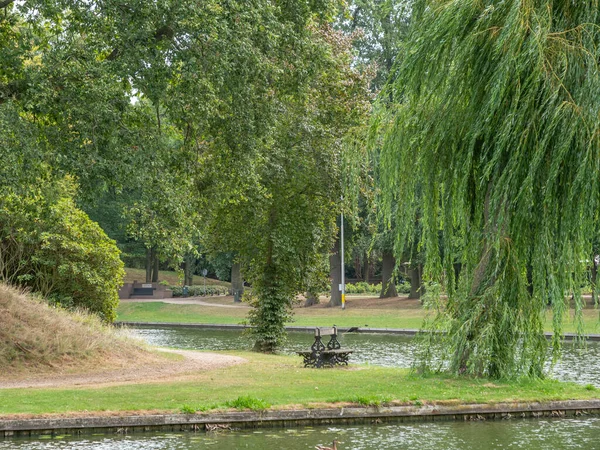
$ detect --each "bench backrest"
[315,327,337,337]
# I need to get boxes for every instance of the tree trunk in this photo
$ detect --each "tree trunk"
[145,248,152,283]
[408,265,422,299]
[363,252,370,283]
[250,208,290,353]
[329,238,342,307]
[592,257,598,306]
[453,263,462,290]
[354,255,362,280]
[151,248,159,282]
[380,250,397,298]
[304,293,319,307]
[183,254,194,286]
[231,261,244,302]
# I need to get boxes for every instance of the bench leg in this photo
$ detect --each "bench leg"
[303,352,319,368]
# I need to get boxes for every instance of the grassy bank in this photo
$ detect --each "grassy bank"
[1,352,598,416]
[123,267,231,288]
[0,284,159,375]
[116,299,600,334]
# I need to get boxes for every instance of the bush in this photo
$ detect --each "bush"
[0,178,124,322]
[396,281,411,294]
[345,282,381,294]
[171,284,228,297]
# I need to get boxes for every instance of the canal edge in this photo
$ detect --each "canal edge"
[115,321,600,341]
[3,400,600,437]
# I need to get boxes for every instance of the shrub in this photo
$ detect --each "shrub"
[345,282,381,294]
[171,284,228,297]
[0,178,124,322]
[396,281,411,294]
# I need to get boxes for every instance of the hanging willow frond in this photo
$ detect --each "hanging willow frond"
[380,0,600,378]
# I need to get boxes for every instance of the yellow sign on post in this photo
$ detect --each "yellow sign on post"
[341,293,345,309]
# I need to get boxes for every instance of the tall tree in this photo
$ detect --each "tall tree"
[205,23,371,351]
[381,0,600,378]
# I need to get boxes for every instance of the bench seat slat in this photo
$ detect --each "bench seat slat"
[316,327,336,336]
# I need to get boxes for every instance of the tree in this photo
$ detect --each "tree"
[380,0,600,378]
[205,23,372,351]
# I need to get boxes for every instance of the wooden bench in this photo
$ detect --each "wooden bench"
[297,327,352,368]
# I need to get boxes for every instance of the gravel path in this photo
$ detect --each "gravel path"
[0,350,246,389]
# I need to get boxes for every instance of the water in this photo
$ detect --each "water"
[131,326,600,386]
[3,418,600,449]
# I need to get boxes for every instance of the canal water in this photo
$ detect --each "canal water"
[3,418,600,449]
[3,326,600,449]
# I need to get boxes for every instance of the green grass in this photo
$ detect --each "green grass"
[1,352,598,416]
[123,267,231,288]
[116,301,600,333]
[116,302,425,328]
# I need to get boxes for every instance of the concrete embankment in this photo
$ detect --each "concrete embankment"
[2,400,600,438]
[116,322,600,341]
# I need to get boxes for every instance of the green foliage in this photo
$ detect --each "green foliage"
[179,405,196,414]
[224,395,270,411]
[204,17,372,351]
[380,0,600,378]
[345,282,381,294]
[0,178,124,322]
[396,282,411,295]
[170,285,228,297]
[1,1,371,346]
[352,394,392,407]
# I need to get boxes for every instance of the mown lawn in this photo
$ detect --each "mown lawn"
[1,352,598,416]
[116,300,600,334]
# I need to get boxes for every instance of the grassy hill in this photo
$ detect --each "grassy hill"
[123,267,231,288]
[0,283,158,375]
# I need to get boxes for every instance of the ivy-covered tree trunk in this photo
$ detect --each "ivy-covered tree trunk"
[248,223,293,352]
[380,250,397,298]
[329,239,342,307]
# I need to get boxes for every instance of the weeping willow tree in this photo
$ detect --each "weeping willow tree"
[379,0,600,378]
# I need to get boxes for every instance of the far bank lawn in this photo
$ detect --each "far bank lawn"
[1,352,598,416]
[116,299,600,334]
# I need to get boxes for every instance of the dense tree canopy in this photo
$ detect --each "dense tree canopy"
[381,0,600,377]
[1,1,370,345]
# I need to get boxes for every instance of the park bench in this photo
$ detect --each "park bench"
[297,327,352,368]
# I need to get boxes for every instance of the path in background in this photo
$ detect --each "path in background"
[121,296,249,308]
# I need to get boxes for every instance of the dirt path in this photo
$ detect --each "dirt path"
[0,350,246,389]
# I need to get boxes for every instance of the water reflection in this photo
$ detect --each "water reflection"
[3,418,600,449]
[131,326,600,386]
